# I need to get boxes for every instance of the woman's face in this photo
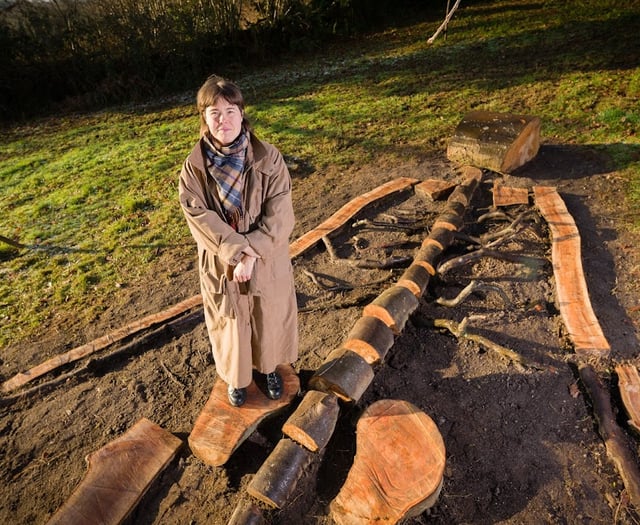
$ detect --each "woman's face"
[204,98,243,146]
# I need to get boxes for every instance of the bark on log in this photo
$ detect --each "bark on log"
[288,177,419,258]
[397,263,433,297]
[188,364,300,467]
[246,438,316,509]
[447,110,541,173]
[579,364,640,508]
[343,315,396,365]
[2,294,204,394]
[534,186,610,357]
[616,364,640,435]
[228,500,265,525]
[362,286,420,334]
[46,418,182,525]
[329,399,446,525]
[282,390,340,452]
[428,228,455,251]
[492,181,530,207]
[309,350,374,402]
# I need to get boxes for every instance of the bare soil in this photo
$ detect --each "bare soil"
[2,143,640,524]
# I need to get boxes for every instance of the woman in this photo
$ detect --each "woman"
[179,75,298,407]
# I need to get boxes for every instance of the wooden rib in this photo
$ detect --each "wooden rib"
[46,418,182,525]
[289,177,419,258]
[2,294,204,393]
[616,364,640,435]
[533,186,610,356]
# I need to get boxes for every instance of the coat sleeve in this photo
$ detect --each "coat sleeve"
[179,159,249,265]
[245,147,295,258]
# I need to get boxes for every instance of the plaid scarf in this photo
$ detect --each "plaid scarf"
[203,130,248,230]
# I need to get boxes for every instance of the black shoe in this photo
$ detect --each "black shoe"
[266,371,283,400]
[227,385,247,407]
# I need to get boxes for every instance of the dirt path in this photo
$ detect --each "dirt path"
[2,146,640,524]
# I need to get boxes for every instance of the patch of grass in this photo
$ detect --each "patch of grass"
[1,0,639,348]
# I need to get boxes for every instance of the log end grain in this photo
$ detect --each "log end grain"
[343,315,396,364]
[329,399,445,525]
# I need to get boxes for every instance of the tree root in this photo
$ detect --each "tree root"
[436,279,511,308]
[437,247,547,275]
[416,316,551,372]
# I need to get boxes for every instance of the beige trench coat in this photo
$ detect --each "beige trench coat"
[179,133,298,388]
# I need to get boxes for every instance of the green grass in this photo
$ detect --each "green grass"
[1,0,639,349]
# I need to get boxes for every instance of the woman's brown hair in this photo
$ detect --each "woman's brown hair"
[196,75,250,137]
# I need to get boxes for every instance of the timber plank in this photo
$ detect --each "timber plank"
[329,399,446,525]
[616,364,640,435]
[415,179,456,201]
[288,177,419,258]
[534,186,610,357]
[47,418,182,525]
[188,364,300,467]
[492,181,530,207]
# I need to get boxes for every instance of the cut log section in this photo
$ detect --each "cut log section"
[329,399,446,525]
[46,418,182,525]
[447,110,541,173]
[282,390,340,452]
[579,364,640,508]
[228,500,265,525]
[343,315,396,365]
[188,364,300,467]
[288,177,418,258]
[363,286,420,334]
[534,186,610,357]
[616,364,640,435]
[246,437,316,509]
[415,179,456,201]
[492,181,530,208]
[397,263,433,297]
[309,350,375,402]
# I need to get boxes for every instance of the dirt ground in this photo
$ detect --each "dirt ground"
[2,142,640,524]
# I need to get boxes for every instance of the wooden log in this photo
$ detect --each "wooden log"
[329,399,446,525]
[343,315,396,365]
[616,364,640,435]
[288,177,419,258]
[397,263,432,297]
[579,364,640,508]
[533,186,610,357]
[414,241,443,274]
[188,364,300,467]
[428,228,455,251]
[46,418,182,525]
[492,181,530,207]
[282,390,340,452]
[246,438,316,509]
[414,179,456,201]
[2,294,204,394]
[433,211,464,232]
[228,500,265,525]
[362,285,420,334]
[309,350,374,403]
[447,110,541,173]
